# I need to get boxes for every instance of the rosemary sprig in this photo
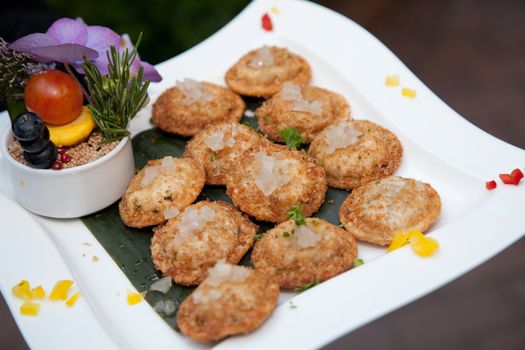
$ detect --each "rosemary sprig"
[83,34,150,142]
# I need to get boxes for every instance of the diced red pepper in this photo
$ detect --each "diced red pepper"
[485,180,497,190]
[511,168,524,182]
[261,13,273,31]
[499,168,523,185]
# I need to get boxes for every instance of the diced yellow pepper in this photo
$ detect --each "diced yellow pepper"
[127,291,143,305]
[408,230,439,257]
[12,280,32,300]
[387,232,409,252]
[385,74,400,87]
[65,291,81,307]
[49,280,74,301]
[271,6,280,14]
[48,106,96,146]
[30,286,46,300]
[20,301,40,316]
[402,87,417,98]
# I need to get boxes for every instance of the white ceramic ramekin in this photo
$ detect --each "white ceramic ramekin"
[0,128,135,218]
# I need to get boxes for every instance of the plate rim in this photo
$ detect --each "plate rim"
[0,0,524,349]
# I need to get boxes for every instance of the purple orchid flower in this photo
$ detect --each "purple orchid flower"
[9,17,161,82]
[119,34,162,82]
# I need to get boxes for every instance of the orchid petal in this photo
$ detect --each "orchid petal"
[140,61,162,82]
[9,33,59,52]
[47,18,88,45]
[26,44,98,63]
[86,25,120,57]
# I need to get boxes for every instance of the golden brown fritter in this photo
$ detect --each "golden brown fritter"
[225,144,327,223]
[177,261,279,343]
[119,156,205,228]
[339,176,441,246]
[309,120,403,189]
[152,81,245,136]
[150,201,257,286]
[256,84,350,143]
[225,46,311,98]
[252,218,357,289]
[183,122,271,185]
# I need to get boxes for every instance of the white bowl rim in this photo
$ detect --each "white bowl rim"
[1,127,131,176]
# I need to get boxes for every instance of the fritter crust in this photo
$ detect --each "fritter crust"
[251,218,357,289]
[339,176,441,246]
[309,120,403,189]
[225,144,327,223]
[184,122,271,185]
[150,201,257,285]
[177,267,279,343]
[225,46,311,98]
[119,157,205,228]
[256,84,350,143]
[152,82,245,136]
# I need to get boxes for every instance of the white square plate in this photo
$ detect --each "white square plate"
[1,0,524,349]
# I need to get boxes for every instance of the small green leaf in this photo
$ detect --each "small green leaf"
[210,151,217,162]
[294,280,320,292]
[255,232,265,240]
[283,231,290,238]
[287,204,306,226]
[311,219,319,226]
[338,223,345,228]
[353,258,364,267]
[279,127,305,149]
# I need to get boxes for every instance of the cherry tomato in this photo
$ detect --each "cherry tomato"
[24,70,83,125]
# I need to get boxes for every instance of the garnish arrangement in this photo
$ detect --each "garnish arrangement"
[1,17,161,170]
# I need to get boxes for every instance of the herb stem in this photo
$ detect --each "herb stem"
[64,63,91,103]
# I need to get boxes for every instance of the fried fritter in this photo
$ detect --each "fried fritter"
[225,144,327,223]
[152,80,245,136]
[119,156,205,228]
[252,218,357,289]
[150,201,257,285]
[225,46,311,98]
[256,83,350,143]
[309,120,403,189]
[177,261,279,343]
[184,122,271,185]
[339,176,441,246]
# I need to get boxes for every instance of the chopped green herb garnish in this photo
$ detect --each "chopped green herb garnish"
[242,120,251,127]
[287,204,306,226]
[353,258,364,267]
[263,115,269,123]
[283,231,290,238]
[294,280,320,292]
[255,232,265,240]
[210,151,217,162]
[279,127,305,149]
[338,223,345,228]
[311,219,319,226]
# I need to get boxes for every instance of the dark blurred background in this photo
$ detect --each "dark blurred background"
[1,0,524,349]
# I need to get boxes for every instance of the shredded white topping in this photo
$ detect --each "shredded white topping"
[153,299,176,316]
[206,260,252,287]
[279,82,323,115]
[253,151,291,196]
[160,156,175,174]
[149,276,172,294]
[175,78,214,104]
[292,99,323,115]
[141,165,160,188]
[174,205,215,242]
[415,180,425,192]
[248,45,274,68]
[293,224,321,248]
[324,121,362,154]
[163,207,180,220]
[204,124,237,151]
